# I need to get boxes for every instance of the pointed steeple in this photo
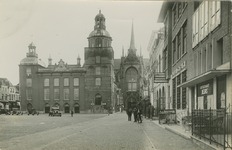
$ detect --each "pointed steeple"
[129,20,136,50]
[122,46,124,57]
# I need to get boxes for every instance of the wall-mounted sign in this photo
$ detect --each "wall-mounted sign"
[197,80,213,96]
[172,61,186,76]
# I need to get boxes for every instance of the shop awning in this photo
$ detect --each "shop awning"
[178,69,231,88]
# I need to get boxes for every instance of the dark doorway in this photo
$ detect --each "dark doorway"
[45,107,50,113]
[75,106,79,113]
[65,107,69,113]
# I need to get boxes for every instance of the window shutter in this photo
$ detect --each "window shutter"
[196,9,199,45]
[211,1,216,30]
[181,28,183,56]
[192,12,195,48]
[216,1,221,26]
[205,1,208,37]
[199,3,202,41]
[208,1,212,32]
[201,2,205,39]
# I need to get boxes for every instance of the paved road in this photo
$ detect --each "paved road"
[0,112,212,150]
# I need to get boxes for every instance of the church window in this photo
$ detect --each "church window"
[126,67,138,91]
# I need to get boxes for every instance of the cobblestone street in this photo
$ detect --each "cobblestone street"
[0,112,212,150]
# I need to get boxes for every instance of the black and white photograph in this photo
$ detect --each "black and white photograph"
[0,0,232,150]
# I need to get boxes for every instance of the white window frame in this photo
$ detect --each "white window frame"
[64,78,69,86]
[74,78,79,86]
[74,88,79,100]
[44,78,49,87]
[64,89,69,100]
[44,89,49,100]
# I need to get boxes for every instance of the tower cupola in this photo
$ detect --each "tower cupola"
[94,10,106,30]
[27,42,38,58]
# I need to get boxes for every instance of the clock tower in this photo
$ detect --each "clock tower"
[84,11,114,113]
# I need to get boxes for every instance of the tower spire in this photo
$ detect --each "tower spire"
[122,46,124,57]
[129,19,136,50]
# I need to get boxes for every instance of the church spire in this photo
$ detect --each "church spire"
[129,20,136,50]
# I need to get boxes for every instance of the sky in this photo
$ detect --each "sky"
[0,0,163,85]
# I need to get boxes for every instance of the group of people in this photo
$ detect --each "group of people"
[127,107,142,123]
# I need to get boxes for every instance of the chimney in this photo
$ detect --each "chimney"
[48,54,52,65]
[77,55,81,67]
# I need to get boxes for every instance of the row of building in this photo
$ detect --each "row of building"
[18,10,149,114]
[0,78,20,113]
[147,1,231,123]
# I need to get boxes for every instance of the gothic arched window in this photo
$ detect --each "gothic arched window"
[126,67,138,91]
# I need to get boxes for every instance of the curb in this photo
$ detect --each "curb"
[152,121,221,150]
[164,126,191,140]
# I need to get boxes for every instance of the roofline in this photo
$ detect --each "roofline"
[157,2,174,23]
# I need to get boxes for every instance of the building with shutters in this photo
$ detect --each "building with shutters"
[156,1,231,123]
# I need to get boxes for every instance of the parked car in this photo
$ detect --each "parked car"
[12,108,22,115]
[28,108,39,115]
[49,108,61,117]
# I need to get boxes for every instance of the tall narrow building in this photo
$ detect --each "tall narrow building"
[116,21,149,111]
[84,10,114,113]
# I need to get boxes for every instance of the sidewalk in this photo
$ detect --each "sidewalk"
[151,119,221,150]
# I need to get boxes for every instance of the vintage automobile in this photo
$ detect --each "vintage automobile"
[49,108,62,117]
[12,108,23,115]
[28,108,39,115]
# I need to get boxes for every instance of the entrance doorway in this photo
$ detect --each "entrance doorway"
[74,103,80,113]
[45,107,50,113]
[64,103,70,113]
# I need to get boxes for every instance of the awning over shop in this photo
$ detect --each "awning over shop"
[178,69,231,88]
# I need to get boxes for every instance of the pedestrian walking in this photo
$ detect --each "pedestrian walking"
[71,110,73,117]
[133,107,138,122]
[137,108,142,123]
[127,108,132,121]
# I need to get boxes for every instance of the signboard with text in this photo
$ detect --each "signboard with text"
[197,80,213,96]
